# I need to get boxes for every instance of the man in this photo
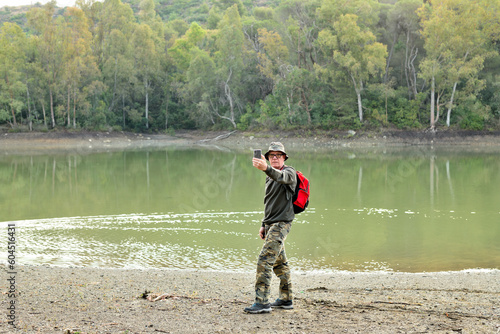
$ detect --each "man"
[244,142,297,314]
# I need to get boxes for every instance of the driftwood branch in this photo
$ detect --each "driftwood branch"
[197,130,237,143]
[143,292,247,305]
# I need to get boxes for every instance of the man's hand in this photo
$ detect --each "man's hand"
[259,226,266,240]
[252,155,267,171]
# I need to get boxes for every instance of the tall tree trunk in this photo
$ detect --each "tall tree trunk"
[73,88,77,129]
[356,91,363,123]
[430,75,435,131]
[41,101,47,127]
[49,87,55,128]
[223,69,237,128]
[165,91,169,130]
[409,47,418,98]
[352,75,363,122]
[6,76,17,126]
[404,31,411,99]
[145,78,149,129]
[224,81,236,128]
[108,57,118,112]
[436,92,442,125]
[385,86,389,123]
[26,83,32,131]
[67,86,71,127]
[446,82,458,127]
[122,94,126,128]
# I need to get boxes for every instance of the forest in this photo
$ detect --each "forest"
[0,0,499,133]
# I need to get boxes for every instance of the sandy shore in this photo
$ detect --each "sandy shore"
[1,265,499,333]
[1,129,500,155]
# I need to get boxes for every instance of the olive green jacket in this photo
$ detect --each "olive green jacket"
[261,165,297,226]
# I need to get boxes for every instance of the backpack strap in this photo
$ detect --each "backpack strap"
[282,165,297,199]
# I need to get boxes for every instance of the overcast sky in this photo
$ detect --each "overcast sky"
[1,0,79,7]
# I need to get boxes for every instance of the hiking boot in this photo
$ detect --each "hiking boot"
[271,298,293,309]
[243,303,272,314]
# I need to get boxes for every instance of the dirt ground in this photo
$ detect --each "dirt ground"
[1,265,499,334]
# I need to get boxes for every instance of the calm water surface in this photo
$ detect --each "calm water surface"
[1,145,499,272]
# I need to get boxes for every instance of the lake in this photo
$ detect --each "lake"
[1,145,499,273]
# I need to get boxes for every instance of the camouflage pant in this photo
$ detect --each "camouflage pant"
[255,221,292,304]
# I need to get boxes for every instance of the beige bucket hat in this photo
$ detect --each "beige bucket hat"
[264,142,289,161]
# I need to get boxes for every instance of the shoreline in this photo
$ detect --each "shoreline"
[1,265,499,333]
[1,129,500,155]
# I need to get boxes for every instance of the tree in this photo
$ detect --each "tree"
[317,14,387,122]
[167,22,210,128]
[385,0,423,99]
[275,0,321,70]
[214,0,246,16]
[62,7,98,128]
[27,0,65,128]
[419,0,500,129]
[317,0,380,29]
[185,47,217,127]
[168,22,207,74]
[257,28,318,125]
[213,5,245,128]
[0,23,27,127]
[256,28,290,84]
[132,23,160,129]
[93,0,135,65]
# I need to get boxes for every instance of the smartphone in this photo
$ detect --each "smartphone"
[253,149,262,159]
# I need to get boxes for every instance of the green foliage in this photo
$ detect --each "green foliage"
[0,109,10,123]
[154,0,210,23]
[457,98,490,130]
[255,98,288,130]
[237,104,258,130]
[207,7,222,29]
[390,90,424,129]
[0,0,499,133]
[459,114,484,130]
[253,7,274,21]
[393,99,421,129]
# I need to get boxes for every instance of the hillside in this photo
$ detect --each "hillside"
[0,0,277,29]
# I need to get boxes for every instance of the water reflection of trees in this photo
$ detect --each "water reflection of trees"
[2,149,500,221]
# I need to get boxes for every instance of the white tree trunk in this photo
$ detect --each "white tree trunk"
[41,101,47,127]
[67,87,71,127]
[430,76,435,131]
[145,78,149,129]
[49,87,55,128]
[222,69,237,128]
[446,81,458,127]
[357,92,363,122]
[26,83,32,131]
[352,75,363,122]
[73,89,77,129]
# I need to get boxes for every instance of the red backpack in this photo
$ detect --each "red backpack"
[292,170,310,214]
